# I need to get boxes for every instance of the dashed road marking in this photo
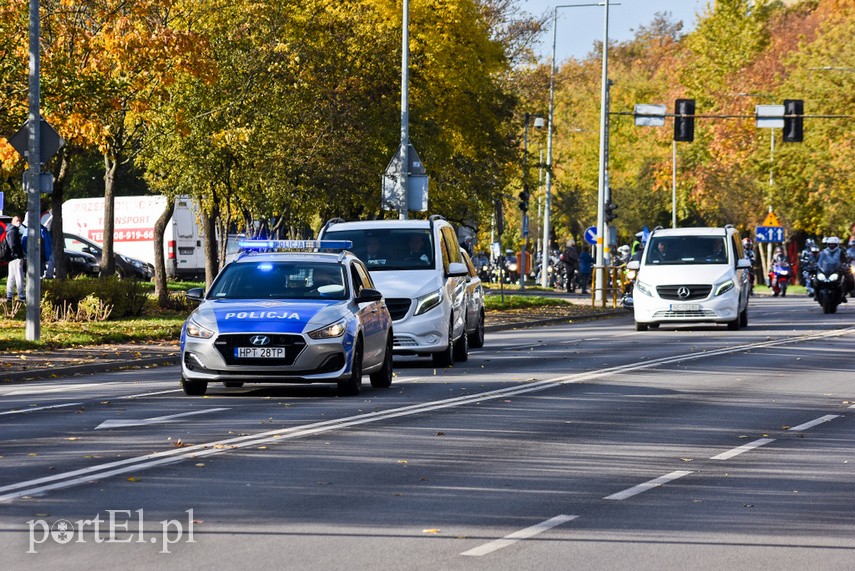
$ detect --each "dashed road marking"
[604,470,693,501]
[710,438,776,461]
[460,515,578,557]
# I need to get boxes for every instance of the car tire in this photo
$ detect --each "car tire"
[338,339,363,396]
[369,335,394,389]
[452,322,468,362]
[223,381,244,388]
[181,378,208,396]
[468,310,485,348]
[727,316,740,330]
[635,322,648,332]
[739,307,748,328]
[432,321,454,368]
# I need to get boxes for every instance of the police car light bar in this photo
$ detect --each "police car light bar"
[237,239,353,251]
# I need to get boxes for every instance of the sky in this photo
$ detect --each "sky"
[519,0,709,63]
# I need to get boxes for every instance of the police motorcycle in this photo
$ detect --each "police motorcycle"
[503,250,519,284]
[812,241,846,314]
[742,238,756,295]
[768,258,792,297]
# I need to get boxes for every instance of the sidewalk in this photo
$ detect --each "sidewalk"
[0,291,624,383]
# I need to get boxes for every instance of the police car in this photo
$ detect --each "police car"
[180,240,393,396]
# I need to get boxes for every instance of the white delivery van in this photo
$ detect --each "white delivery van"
[62,195,206,279]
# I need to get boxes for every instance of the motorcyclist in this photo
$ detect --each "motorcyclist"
[799,239,820,295]
[742,238,756,294]
[847,238,855,264]
[616,244,631,265]
[817,237,849,302]
[559,240,579,292]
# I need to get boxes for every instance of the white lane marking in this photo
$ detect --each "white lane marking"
[850,404,855,409]
[0,402,83,416]
[1,326,851,502]
[788,415,840,432]
[604,470,693,501]
[710,438,776,461]
[460,515,578,557]
[94,408,230,430]
[119,389,183,399]
[1,382,119,396]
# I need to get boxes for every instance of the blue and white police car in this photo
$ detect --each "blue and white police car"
[180,240,393,396]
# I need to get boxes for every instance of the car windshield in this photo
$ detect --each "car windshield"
[324,228,435,270]
[645,236,728,265]
[207,261,348,300]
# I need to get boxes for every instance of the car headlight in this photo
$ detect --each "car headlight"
[186,318,215,339]
[634,280,653,297]
[714,279,734,296]
[414,288,443,316]
[307,318,347,340]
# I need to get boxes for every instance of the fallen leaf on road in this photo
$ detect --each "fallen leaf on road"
[397,460,408,464]
[257,446,268,450]
[423,529,441,534]
[195,463,205,468]
[66,437,80,441]
[127,476,140,482]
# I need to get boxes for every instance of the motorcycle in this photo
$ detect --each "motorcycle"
[801,261,817,298]
[621,263,637,308]
[813,258,845,314]
[769,259,791,297]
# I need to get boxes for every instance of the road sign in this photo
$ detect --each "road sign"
[0,190,4,214]
[756,105,785,129]
[8,117,65,162]
[584,226,597,245]
[762,211,781,226]
[634,103,666,127]
[756,226,784,243]
[522,214,529,237]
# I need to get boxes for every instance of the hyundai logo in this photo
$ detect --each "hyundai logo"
[249,335,270,346]
[677,286,691,299]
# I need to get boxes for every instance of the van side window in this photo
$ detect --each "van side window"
[441,227,463,264]
[439,234,450,273]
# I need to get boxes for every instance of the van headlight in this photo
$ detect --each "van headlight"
[714,279,734,296]
[308,318,347,340]
[634,280,653,297]
[186,318,215,339]
[414,288,443,315]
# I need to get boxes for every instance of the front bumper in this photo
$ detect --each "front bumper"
[633,288,740,324]
[181,333,354,383]
[390,304,450,353]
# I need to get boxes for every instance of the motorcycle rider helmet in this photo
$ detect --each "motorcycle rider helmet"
[618,245,630,256]
[826,236,840,250]
[821,236,828,247]
[742,237,753,250]
[804,238,815,249]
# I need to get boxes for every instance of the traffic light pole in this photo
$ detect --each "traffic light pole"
[25,0,41,341]
[594,0,611,304]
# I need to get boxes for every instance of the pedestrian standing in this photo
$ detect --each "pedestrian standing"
[5,215,26,302]
[578,246,593,294]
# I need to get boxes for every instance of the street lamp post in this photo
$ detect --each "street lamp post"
[520,113,542,290]
[541,2,617,289]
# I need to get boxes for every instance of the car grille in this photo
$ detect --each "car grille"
[652,309,718,319]
[656,284,712,301]
[393,335,419,348]
[385,298,412,321]
[214,333,306,366]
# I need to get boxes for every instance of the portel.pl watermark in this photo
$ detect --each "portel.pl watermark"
[27,509,195,554]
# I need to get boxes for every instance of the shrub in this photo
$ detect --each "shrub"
[42,277,148,319]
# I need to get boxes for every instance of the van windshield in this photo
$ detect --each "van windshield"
[645,236,728,265]
[324,228,434,271]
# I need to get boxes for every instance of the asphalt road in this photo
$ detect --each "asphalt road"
[1,296,853,569]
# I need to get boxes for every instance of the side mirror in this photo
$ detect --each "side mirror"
[626,260,640,270]
[186,287,205,302]
[736,258,751,269]
[447,262,468,277]
[356,288,383,303]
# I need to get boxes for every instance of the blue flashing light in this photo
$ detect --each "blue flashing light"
[257,262,273,271]
[238,239,353,252]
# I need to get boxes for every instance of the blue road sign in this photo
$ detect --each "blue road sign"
[584,226,597,245]
[755,226,785,243]
[522,214,529,237]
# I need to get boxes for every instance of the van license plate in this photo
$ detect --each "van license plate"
[235,347,286,359]
[670,304,701,311]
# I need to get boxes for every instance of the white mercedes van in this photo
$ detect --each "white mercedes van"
[319,216,469,366]
[628,226,751,331]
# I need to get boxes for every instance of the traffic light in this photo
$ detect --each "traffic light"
[518,190,529,213]
[674,98,695,142]
[605,200,618,223]
[783,99,804,142]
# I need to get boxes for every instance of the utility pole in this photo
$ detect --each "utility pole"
[25,0,42,341]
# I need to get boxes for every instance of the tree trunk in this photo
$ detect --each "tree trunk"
[153,199,175,307]
[101,154,118,277]
[199,201,219,289]
[50,148,71,280]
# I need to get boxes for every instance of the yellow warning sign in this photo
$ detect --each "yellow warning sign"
[762,211,781,227]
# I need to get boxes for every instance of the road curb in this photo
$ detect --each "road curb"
[485,309,627,333]
[1,354,179,384]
